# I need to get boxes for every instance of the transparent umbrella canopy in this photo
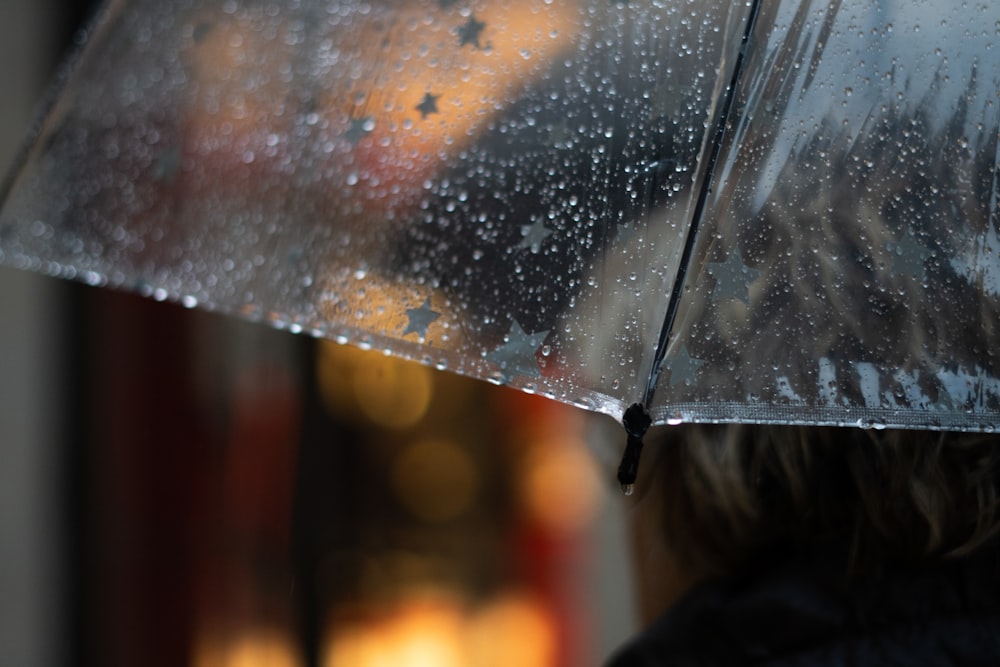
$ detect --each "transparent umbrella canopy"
[2,0,999,476]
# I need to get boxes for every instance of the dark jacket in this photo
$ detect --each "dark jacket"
[608,549,1000,666]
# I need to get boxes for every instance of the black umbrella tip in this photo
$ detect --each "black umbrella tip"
[618,403,652,495]
[622,403,652,438]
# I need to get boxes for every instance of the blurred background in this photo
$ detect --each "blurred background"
[0,1,637,665]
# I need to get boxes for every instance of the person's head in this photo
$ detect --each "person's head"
[628,424,1000,621]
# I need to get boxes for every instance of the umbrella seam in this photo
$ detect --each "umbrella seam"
[641,0,765,409]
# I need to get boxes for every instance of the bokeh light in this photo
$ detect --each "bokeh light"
[317,341,433,428]
[323,594,465,667]
[519,436,603,534]
[466,592,557,667]
[193,627,301,667]
[391,438,479,523]
[322,590,557,667]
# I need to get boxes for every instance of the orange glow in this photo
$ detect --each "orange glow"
[317,342,435,427]
[391,439,479,522]
[323,591,557,667]
[353,355,434,428]
[193,627,301,667]
[324,596,465,667]
[467,593,557,667]
[328,0,581,187]
[520,436,602,534]
[181,1,581,236]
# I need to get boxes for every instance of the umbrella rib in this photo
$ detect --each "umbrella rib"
[640,0,764,410]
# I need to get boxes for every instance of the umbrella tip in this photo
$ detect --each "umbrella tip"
[617,403,652,495]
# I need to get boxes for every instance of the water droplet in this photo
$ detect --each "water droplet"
[621,483,635,496]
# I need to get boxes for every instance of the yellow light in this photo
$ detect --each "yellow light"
[391,439,479,523]
[323,592,558,667]
[316,342,434,428]
[323,597,465,667]
[466,593,557,667]
[193,627,301,667]
[520,437,602,534]
[353,355,433,428]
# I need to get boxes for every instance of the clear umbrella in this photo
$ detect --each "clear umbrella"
[2,0,998,488]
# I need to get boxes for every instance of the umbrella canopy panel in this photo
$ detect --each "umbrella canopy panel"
[0,0,750,421]
[1,0,998,431]
[653,0,1000,429]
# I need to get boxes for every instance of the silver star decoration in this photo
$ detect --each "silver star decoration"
[345,116,374,145]
[518,218,552,253]
[485,321,549,379]
[663,345,704,387]
[707,248,761,304]
[887,232,934,281]
[403,299,440,338]
[457,15,486,49]
[152,146,181,182]
[415,92,440,119]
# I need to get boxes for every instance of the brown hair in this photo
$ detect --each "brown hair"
[647,424,1000,580]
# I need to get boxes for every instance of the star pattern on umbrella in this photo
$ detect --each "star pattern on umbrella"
[887,232,934,281]
[707,248,761,304]
[403,298,441,338]
[485,320,548,379]
[151,145,181,182]
[345,116,374,145]
[663,345,704,387]
[415,92,440,119]
[457,15,486,49]
[517,218,552,252]
[192,21,214,44]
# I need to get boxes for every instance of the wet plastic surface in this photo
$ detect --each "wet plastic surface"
[2,0,998,429]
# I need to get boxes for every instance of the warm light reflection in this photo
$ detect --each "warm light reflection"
[193,627,301,667]
[323,592,556,667]
[391,439,479,523]
[466,592,557,667]
[317,342,433,428]
[353,355,433,428]
[520,436,602,533]
[324,598,464,667]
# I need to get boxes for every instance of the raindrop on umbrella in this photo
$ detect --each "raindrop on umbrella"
[2,0,999,489]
